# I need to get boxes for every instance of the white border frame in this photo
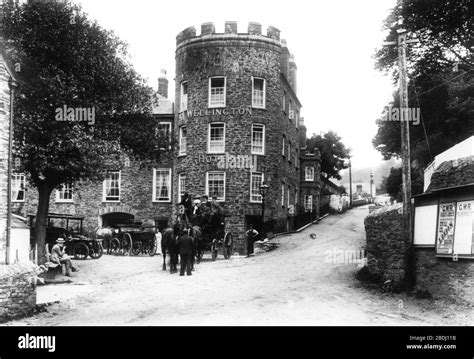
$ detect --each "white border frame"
[208,76,226,108]
[153,168,172,203]
[208,122,226,154]
[251,123,265,155]
[206,171,226,202]
[102,171,121,203]
[251,76,266,109]
[250,172,264,203]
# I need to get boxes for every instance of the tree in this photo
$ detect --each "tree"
[306,131,350,180]
[3,2,168,263]
[382,166,424,201]
[373,0,473,177]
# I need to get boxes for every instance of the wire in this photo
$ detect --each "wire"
[417,69,473,96]
[411,77,433,162]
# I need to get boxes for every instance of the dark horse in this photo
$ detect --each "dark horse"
[161,227,178,273]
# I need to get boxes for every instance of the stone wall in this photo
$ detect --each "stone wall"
[364,203,474,302]
[0,262,39,322]
[363,203,407,290]
[415,249,474,305]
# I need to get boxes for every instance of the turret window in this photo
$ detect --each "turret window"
[209,77,226,108]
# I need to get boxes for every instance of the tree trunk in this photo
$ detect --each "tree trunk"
[34,182,53,265]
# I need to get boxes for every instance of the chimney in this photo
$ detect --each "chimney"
[280,39,290,81]
[158,69,168,98]
[298,117,307,149]
[289,55,297,94]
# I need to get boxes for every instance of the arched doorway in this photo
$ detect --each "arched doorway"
[98,205,138,227]
[101,212,135,227]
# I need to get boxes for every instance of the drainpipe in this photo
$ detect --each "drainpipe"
[6,76,17,265]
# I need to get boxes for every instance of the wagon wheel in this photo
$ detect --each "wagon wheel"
[211,240,218,261]
[122,233,133,256]
[223,232,233,259]
[131,241,141,256]
[148,239,156,257]
[110,238,121,255]
[89,241,103,259]
[73,242,89,260]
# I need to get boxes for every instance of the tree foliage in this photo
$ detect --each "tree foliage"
[373,0,473,173]
[306,131,350,180]
[2,2,168,262]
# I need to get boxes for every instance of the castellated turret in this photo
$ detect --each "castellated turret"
[173,22,304,253]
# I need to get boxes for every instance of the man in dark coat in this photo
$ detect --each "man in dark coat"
[177,231,193,276]
[246,224,259,257]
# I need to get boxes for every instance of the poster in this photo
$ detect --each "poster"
[454,200,474,256]
[436,202,456,255]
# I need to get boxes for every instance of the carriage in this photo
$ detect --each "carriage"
[106,223,157,256]
[29,214,104,260]
[192,205,234,262]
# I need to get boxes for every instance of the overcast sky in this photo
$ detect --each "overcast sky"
[76,0,397,173]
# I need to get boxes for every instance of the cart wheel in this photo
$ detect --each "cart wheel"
[123,233,133,255]
[73,242,89,260]
[148,240,156,257]
[89,241,103,259]
[111,238,120,255]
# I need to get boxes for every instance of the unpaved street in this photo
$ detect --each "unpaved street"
[5,206,473,326]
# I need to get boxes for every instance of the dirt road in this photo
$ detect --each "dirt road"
[5,206,472,326]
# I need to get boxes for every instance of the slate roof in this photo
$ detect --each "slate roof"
[426,155,474,192]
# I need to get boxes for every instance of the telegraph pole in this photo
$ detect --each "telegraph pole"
[383,15,417,290]
[370,171,374,202]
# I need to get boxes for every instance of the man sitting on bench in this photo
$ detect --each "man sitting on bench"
[50,238,78,277]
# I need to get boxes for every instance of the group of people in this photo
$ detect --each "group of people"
[179,192,224,231]
[48,192,261,278]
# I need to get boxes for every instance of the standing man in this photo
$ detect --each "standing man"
[246,224,259,257]
[177,230,193,276]
[50,238,78,277]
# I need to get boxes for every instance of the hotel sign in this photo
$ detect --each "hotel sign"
[179,106,252,120]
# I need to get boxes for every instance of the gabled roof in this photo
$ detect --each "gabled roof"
[426,155,474,192]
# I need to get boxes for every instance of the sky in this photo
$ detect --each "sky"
[75,0,397,172]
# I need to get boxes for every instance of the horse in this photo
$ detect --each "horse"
[95,227,115,254]
[161,227,178,273]
[189,225,202,268]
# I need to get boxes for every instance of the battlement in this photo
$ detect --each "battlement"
[176,21,281,46]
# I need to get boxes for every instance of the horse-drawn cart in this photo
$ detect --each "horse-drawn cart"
[195,213,233,262]
[102,223,156,256]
